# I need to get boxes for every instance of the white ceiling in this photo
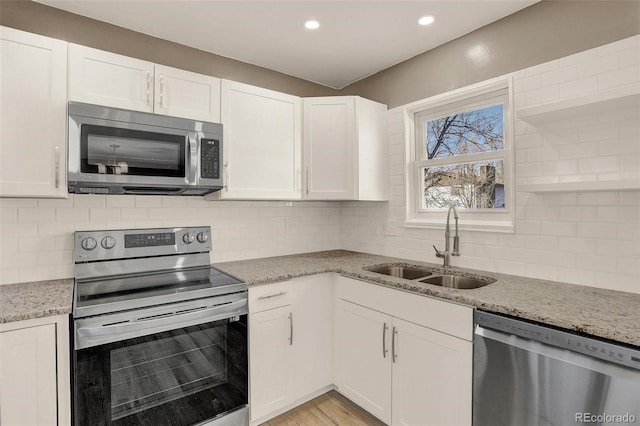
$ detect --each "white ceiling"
[36,0,539,89]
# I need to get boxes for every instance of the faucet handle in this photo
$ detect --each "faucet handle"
[433,245,445,259]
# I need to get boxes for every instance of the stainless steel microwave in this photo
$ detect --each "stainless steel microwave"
[68,102,223,196]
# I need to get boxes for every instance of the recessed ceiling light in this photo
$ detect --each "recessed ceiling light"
[304,20,320,30]
[418,16,434,26]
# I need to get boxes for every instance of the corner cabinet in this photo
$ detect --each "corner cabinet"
[334,276,473,426]
[214,80,302,200]
[248,275,333,424]
[68,44,221,122]
[0,315,71,426]
[303,96,388,200]
[0,26,68,198]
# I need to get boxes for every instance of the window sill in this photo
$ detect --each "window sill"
[404,219,514,234]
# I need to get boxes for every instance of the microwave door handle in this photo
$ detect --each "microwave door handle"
[187,134,198,184]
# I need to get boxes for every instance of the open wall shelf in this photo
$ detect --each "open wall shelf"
[516,86,640,124]
[518,179,640,193]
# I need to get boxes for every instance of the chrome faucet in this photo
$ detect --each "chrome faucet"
[433,205,460,267]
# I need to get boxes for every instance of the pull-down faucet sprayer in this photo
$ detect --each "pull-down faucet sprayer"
[433,205,460,267]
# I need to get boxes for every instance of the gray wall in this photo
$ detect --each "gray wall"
[340,0,640,108]
[0,0,339,97]
[1,1,639,106]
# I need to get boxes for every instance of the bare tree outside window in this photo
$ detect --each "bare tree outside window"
[422,104,505,209]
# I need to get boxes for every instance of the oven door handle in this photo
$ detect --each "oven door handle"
[76,299,247,347]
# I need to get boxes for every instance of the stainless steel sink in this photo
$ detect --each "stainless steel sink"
[419,275,495,289]
[366,265,432,280]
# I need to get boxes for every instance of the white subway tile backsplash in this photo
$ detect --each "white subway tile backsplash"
[577,53,619,78]
[73,195,106,208]
[90,208,122,222]
[556,76,598,98]
[135,196,162,208]
[542,65,577,87]
[56,208,89,222]
[578,156,619,174]
[598,65,640,89]
[18,207,55,223]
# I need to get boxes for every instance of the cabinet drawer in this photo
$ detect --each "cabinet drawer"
[336,275,473,341]
[249,281,293,313]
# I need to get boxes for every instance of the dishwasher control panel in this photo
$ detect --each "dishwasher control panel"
[475,310,640,371]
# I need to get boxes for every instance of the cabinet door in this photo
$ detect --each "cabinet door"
[334,299,392,424]
[303,97,356,200]
[0,26,67,198]
[292,274,333,399]
[154,65,221,122]
[249,305,295,421]
[0,324,58,425]
[220,80,301,199]
[391,318,472,426]
[68,44,154,112]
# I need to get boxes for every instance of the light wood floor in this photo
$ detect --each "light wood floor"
[260,391,386,426]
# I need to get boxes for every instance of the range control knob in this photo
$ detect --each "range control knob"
[196,232,208,243]
[182,233,195,244]
[101,236,116,249]
[81,237,97,251]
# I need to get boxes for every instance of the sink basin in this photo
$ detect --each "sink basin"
[419,275,494,289]
[366,265,432,280]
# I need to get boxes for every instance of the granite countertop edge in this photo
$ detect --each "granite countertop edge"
[1,251,638,347]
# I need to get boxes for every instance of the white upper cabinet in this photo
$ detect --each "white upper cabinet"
[68,44,220,122]
[303,96,388,200]
[68,44,154,112]
[153,64,221,122]
[216,80,301,200]
[0,26,68,198]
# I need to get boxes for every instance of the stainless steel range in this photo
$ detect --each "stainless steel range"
[71,226,248,426]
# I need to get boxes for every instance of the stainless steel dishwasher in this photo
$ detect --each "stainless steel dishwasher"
[473,310,640,426]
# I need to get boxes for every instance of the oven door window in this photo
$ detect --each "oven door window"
[80,124,186,177]
[73,317,247,425]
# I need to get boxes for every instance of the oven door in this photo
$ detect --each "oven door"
[72,297,248,426]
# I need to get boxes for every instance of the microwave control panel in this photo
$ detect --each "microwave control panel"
[201,139,220,179]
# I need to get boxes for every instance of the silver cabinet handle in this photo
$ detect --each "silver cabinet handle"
[146,71,151,105]
[392,326,398,363]
[224,161,229,192]
[54,146,60,188]
[305,167,310,195]
[160,73,165,108]
[383,322,388,358]
[288,312,293,346]
[257,291,287,300]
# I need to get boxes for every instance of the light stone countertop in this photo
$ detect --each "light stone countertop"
[0,279,73,324]
[214,250,640,347]
[1,250,638,348]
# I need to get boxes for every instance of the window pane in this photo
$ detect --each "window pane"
[422,160,505,209]
[425,104,503,159]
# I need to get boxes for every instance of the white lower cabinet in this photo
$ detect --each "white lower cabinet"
[0,315,71,426]
[391,317,472,426]
[249,305,295,420]
[250,273,473,426]
[334,299,392,423]
[334,276,473,426]
[248,274,333,424]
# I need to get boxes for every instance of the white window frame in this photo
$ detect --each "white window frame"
[403,76,514,233]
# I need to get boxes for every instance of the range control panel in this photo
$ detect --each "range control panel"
[74,226,211,263]
[475,310,640,371]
